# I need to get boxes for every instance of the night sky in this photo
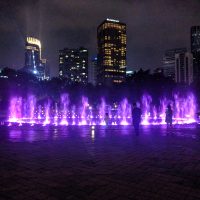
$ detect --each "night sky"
[0,0,200,77]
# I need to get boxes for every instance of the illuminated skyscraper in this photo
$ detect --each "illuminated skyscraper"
[25,37,41,74]
[191,26,200,81]
[175,52,193,85]
[97,19,126,85]
[88,56,97,86]
[24,37,46,80]
[59,47,88,84]
[163,48,187,80]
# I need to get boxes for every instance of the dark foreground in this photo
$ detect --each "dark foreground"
[0,125,200,200]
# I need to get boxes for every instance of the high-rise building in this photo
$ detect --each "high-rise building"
[191,26,200,82]
[25,37,41,74]
[163,48,187,80]
[97,18,126,85]
[175,52,193,85]
[24,37,46,80]
[59,47,88,84]
[88,57,97,86]
[44,60,50,80]
[37,59,50,81]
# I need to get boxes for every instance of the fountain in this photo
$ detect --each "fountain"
[7,92,197,126]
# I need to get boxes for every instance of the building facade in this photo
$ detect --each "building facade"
[163,48,187,80]
[88,57,97,86]
[175,52,193,85]
[25,37,47,80]
[59,47,88,84]
[191,26,200,82]
[97,19,126,85]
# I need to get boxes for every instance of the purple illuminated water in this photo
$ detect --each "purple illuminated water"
[60,94,69,126]
[8,93,197,126]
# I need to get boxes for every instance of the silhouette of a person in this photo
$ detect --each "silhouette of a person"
[132,103,142,135]
[165,104,173,127]
[105,113,109,125]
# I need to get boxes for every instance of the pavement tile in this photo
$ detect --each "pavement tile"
[0,125,200,199]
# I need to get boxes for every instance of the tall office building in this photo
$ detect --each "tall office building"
[175,52,193,85]
[97,19,126,85]
[191,26,200,82]
[25,37,41,73]
[59,47,88,84]
[163,48,187,80]
[44,60,50,80]
[24,37,46,80]
[88,57,97,86]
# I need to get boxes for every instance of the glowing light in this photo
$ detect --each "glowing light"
[6,93,197,126]
[27,37,41,49]
[106,18,120,23]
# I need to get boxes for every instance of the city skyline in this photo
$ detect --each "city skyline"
[0,0,200,77]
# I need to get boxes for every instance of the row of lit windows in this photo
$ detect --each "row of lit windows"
[101,23,126,31]
[104,52,126,57]
[120,65,126,69]
[105,69,125,73]
[103,39,126,45]
[103,43,114,48]
[105,36,111,40]
[104,47,126,51]
[105,75,113,78]
[60,54,87,60]
[103,59,126,63]
[69,66,86,70]
[102,47,126,51]
[71,73,87,77]
[113,80,123,83]
[105,69,117,72]
[120,60,126,63]
[64,55,82,59]
[104,75,124,81]
[104,58,126,62]
[121,40,126,45]
[59,71,87,79]
[104,35,126,40]
[104,56,112,59]
[105,49,112,55]
[26,46,39,51]
[104,62,113,66]
[103,62,126,67]
[59,56,87,63]
[103,49,126,56]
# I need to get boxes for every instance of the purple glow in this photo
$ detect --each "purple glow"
[28,95,36,123]
[80,96,89,125]
[119,98,131,125]
[9,97,22,123]
[60,94,69,126]
[141,94,152,125]
[44,100,50,125]
[7,93,197,126]
[99,98,106,125]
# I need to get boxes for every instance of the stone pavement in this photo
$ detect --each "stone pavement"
[0,125,200,200]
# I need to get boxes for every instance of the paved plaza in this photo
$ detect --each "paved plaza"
[0,125,200,199]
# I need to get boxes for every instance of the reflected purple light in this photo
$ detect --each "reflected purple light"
[8,93,197,126]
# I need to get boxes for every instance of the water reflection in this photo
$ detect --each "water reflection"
[91,126,95,141]
[2,124,199,143]
[9,130,22,142]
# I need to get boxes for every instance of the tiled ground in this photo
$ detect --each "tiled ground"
[0,125,200,199]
